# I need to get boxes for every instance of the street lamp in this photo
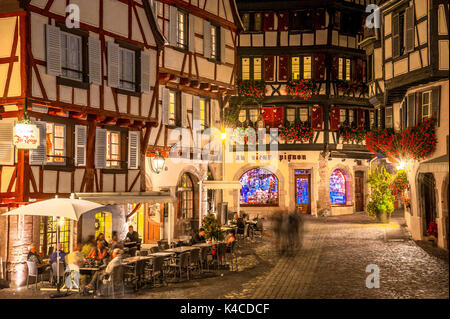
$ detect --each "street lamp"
[150,152,165,174]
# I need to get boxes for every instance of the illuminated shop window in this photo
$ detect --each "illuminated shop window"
[240,168,279,206]
[40,216,71,255]
[95,212,112,242]
[330,169,347,205]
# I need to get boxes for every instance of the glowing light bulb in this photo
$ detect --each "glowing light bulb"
[221,132,227,140]
[396,160,406,170]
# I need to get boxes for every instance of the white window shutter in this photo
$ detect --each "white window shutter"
[212,99,221,127]
[169,6,178,47]
[220,27,226,63]
[181,92,188,128]
[74,125,87,166]
[189,14,196,52]
[0,121,15,165]
[140,51,151,93]
[107,42,120,88]
[95,128,107,169]
[405,6,415,52]
[192,95,200,124]
[88,37,102,85]
[30,121,47,165]
[128,131,140,169]
[203,20,211,59]
[161,87,170,125]
[46,24,61,76]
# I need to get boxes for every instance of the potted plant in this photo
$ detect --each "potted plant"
[367,166,395,223]
[202,214,224,242]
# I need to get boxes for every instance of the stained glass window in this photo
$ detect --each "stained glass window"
[296,177,309,205]
[330,169,347,205]
[240,168,279,206]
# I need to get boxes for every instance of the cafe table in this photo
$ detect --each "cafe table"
[150,251,176,258]
[122,256,153,265]
[192,242,213,248]
[163,246,200,254]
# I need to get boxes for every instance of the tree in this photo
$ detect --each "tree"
[366,166,395,223]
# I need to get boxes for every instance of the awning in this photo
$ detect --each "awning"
[201,181,242,190]
[73,192,176,205]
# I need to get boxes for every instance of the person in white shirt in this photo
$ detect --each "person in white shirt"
[84,248,123,294]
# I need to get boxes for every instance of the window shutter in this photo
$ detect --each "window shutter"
[161,87,170,125]
[431,86,441,126]
[354,59,364,82]
[278,11,289,31]
[192,95,200,125]
[264,56,275,81]
[128,131,140,169]
[212,99,221,127]
[278,55,289,81]
[220,27,226,63]
[181,92,188,128]
[264,11,275,31]
[169,6,178,47]
[140,51,151,93]
[357,109,365,128]
[392,14,400,58]
[30,121,47,165]
[189,14,196,52]
[331,54,340,80]
[107,42,120,88]
[311,106,323,130]
[0,121,15,165]
[203,20,211,59]
[45,24,61,76]
[381,108,386,129]
[330,106,340,131]
[405,6,415,52]
[94,128,107,169]
[364,110,370,130]
[88,37,102,85]
[74,125,87,167]
[407,93,415,127]
[314,54,326,81]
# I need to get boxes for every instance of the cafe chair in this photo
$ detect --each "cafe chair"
[51,262,66,287]
[187,249,202,275]
[124,260,146,291]
[26,261,43,290]
[168,252,190,282]
[102,265,125,298]
[200,246,211,272]
[225,241,238,271]
[139,250,149,257]
[253,219,264,238]
[148,256,167,287]
[150,246,160,254]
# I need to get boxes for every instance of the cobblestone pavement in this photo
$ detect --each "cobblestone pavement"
[0,211,448,299]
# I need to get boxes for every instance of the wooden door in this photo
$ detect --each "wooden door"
[355,171,364,212]
[145,218,161,244]
[295,173,311,214]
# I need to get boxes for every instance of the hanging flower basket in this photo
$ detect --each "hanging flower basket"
[390,169,409,199]
[279,122,314,143]
[338,125,366,144]
[237,80,266,104]
[286,79,317,100]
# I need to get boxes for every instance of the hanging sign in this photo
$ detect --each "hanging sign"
[13,123,40,149]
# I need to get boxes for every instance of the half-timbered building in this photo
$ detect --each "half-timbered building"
[144,0,241,238]
[361,0,449,249]
[222,0,375,218]
[0,0,167,286]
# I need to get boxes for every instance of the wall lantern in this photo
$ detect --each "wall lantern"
[13,122,40,149]
[150,152,166,174]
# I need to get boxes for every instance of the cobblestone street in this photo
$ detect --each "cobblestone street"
[0,211,448,299]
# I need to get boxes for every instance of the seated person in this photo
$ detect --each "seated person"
[192,228,206,244]
[50,243,67,265]
[84,248,123,295]
[125,226,140,249]
[27,244,51,276]
[110,232,124,251]
[81,235,96,257]
[225,230,236,252]
[96,233,109,249]
[65,244,85,267]
[87,241,109,263]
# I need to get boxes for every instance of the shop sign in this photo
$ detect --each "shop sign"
[279,153,307,162]
[13,123,40,149]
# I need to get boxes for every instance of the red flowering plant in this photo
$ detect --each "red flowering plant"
[237,80,266,104]
[286,79,317,100]
[401,195,411,208]
[279,122,314,143]
[400,117,437,160]
[336,80,368,97]
[390,169,409,199]
[338,125,366,144]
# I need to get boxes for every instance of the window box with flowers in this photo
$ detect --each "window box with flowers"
[336,80,368,97]
[285,79,318,100]
[338,125,366,144]
[237,80,266,104]
[279,122,314,144]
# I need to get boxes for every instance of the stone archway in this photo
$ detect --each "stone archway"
[329,164,354,206]
[175,168,201,237]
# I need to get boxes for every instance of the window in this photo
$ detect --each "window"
[238,110,247,123]
[385,106,393,128]
[94,212,112,242]
[40,217,71,256]
[119,47,136,91]
[349,109,355,125]
[179,174,194,219]
[240,12,262,32]
[338,58,352,81]
[210,24,220,61]
[254,13,262,32]
[330,169,347,205]
[177,10,188,50]
[60,31,83,81]
[46,122,65,164]
[169,91,176,126]
[393,11,406,57]
[300,108,309,122]
[106,130,120,168]
[286,108,296,124]
[200,98,207,130]
[249,109,259,123]
[340,109,347,124]
[370,111,375,128]
[127,204,144,240]
[291,10,314,31]
[240,168,279,206]
[291,56,312,80]
[341,12,362,36]
[242,13,250,31]
[377,109,382,128]
[241,57,262,80]
[421,91,431,120]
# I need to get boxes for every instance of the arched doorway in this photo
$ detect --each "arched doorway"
[330,169,349,205]
[418,173,437,236]
[240,168,279,206]
[177,172,199,237]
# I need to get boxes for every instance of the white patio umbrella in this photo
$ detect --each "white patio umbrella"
[2,195,106,295]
